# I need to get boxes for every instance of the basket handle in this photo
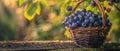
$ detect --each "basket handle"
[71,0,84,14]
[71,0,106,26]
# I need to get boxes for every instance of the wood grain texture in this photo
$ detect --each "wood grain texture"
[0,40,119,50]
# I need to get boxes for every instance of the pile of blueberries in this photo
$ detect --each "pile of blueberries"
[62,8,111,29]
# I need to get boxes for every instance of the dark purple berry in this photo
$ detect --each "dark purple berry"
[81,22,87,27]
[73,16,78,20]
[88,23,93,27]
[81,8,86,12]
[106,8,111,12]
[84,19,89,24]
[106,18,110,23]
[88,11,93,15]
[78,15,84,21]
[68,24,72,28]
[99,20,102,26]
[71,22,77,28]
[108,1,114,6]
[84,16,89,19]
[89,17,95,23]
[91,0,96,6]
[64,21,69,26]
[107,22,112,26]
[92,14,95,17]
[94,21,99,26]
[76,21,81,26]
[104,7,106,10]
[75,10,80,14]
[98,16,102,20]
[85,12,89,16]
[66,6,72,11]
[81,12,85,16]
[115,0,119,3]
[110,0,115,2]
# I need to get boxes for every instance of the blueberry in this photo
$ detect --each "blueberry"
[70,14,75,18]
[105,14,109,17]
[105,18,110,26]
[62,17,69,26]
[108,1,114,6]
[75,10,80,15]
[115,0,119,3]
[68,24,72,28]
[84,16,89,19]
[98,15,102,20]
[85,12,89,15]
[74,13,78,16]
[68,16,72,19]
[89,17,95,23]
[64,21,69,26]
[81,12,85,16]
[76,21,81,26]
[68,19,72,23]
[92,14,97,17]
[106,18,110,23]
[104,7,106,10]
[88,12,93,15]
[99,20,102,26]
[74,16,79,20]
[64,17,69,22]
[62,22,65,26]
[91,0,96,6]
[110,0,115,2]
[66,6,72,11]
[81,22,87,27]
[94,14,98,17]
[88,23,93,27]
[81,8,86,12]
[78,15,84,21]
[78,14,82,18]
[84,19,89,24]
[107,22,112,26]
[71,22,77,28]
[92,14,95,17]
[86,14,90,17]
[89,17,94,20]
[94,21,100,26]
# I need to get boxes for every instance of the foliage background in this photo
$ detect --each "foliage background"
[0,0,120,43]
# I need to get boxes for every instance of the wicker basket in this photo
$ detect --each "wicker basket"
[67,0,112,48]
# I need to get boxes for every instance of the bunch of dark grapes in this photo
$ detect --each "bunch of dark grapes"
[62,8,111,29]
[108,0,119,6]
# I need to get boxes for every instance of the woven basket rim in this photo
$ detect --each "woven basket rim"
[66,26,111,31]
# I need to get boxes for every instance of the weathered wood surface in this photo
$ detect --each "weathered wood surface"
[0,40,119,50]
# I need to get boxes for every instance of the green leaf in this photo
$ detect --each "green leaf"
[24,2,41,21]
[64,29,71,38]
[18,0,26,6]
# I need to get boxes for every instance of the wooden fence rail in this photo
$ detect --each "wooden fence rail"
[0,40,120,51]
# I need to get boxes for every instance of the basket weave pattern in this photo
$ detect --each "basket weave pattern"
[69,26,111,48]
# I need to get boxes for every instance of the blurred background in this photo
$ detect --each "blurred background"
[0,0,120,43]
